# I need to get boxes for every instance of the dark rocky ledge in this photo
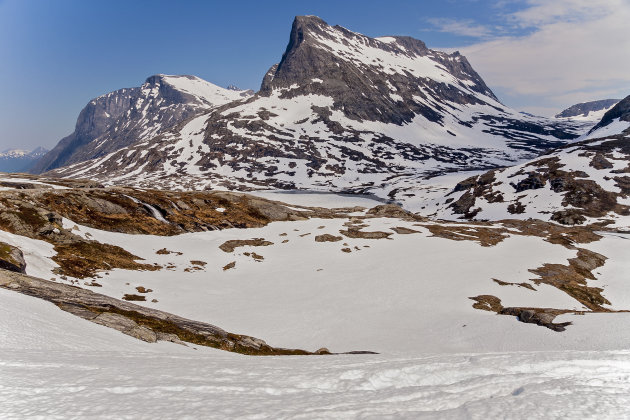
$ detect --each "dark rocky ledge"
[0,269,377,356]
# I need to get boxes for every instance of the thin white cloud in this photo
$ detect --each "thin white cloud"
[451,0,630,116]
[426,18,495,39]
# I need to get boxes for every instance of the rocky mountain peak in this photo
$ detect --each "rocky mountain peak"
[32,74,251,174]
[259,15,499,125]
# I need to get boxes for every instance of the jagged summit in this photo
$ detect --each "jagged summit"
[260,16,498,125]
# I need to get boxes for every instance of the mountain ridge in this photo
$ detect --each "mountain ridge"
[32,75,252,174]
[43,16,584,200]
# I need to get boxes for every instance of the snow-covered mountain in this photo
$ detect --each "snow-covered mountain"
[31,75,253,174]
[0,147,48,173]
[47,16,582,192]
[555,99,620,121]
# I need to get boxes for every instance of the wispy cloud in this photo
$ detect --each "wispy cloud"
[442,0,630,115]
[426,18,495,39]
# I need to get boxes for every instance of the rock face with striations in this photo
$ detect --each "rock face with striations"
[32,75,253,174]
[44,16,583,200]
[259,16,498,125]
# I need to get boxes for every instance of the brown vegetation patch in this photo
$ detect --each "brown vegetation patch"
[492,278,536,291]
[420,224,508,247]
[223,261,236,271]
[314,234,343,242]
[52,242,159,279]
[156,248,182,256]
[590,153,614,170]
[122,294,146,301]
[219,238,274,253]
[135,286,153,294]
[366,204,423,221]
[499,219,603,246]
[529,248,609,311]
[391,226,420,234]
[190,260,207,267]
[470,295,503,312]
[341,248,352,253]
[30,188,314,236]
[340,229,392,239]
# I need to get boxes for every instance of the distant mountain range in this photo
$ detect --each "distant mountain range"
[37,15,585,197]
[0,147,48,173]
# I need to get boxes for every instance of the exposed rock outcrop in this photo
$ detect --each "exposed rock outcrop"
[0,242,26,273]
[0,269,355,355]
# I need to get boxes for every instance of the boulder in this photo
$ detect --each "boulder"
[0,242,26,273]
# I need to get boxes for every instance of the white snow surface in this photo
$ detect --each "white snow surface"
[3,285,630,418]
[583,118,630,139]
[162,74,251,106]
[26,204,626,354]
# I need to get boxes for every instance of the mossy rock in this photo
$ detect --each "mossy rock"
[0,242,26,273]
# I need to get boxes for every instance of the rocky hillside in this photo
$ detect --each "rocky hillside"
[32,75,252,174]
[586,95,630,138]
[432,133,630,229]
[555,99,620,121]
[0,147,48,173]
[47,16,582,194]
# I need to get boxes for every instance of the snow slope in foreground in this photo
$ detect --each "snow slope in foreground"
[2,288,630,419]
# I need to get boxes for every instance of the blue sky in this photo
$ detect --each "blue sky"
[1,0,628,150]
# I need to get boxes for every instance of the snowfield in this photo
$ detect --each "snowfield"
[2,288,630,419]
[2,189,630,417]
[2,193,630,354]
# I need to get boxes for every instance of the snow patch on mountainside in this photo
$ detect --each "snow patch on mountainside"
[429,134,630,229]
[583,118,630,139]
[162,75,252,106]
